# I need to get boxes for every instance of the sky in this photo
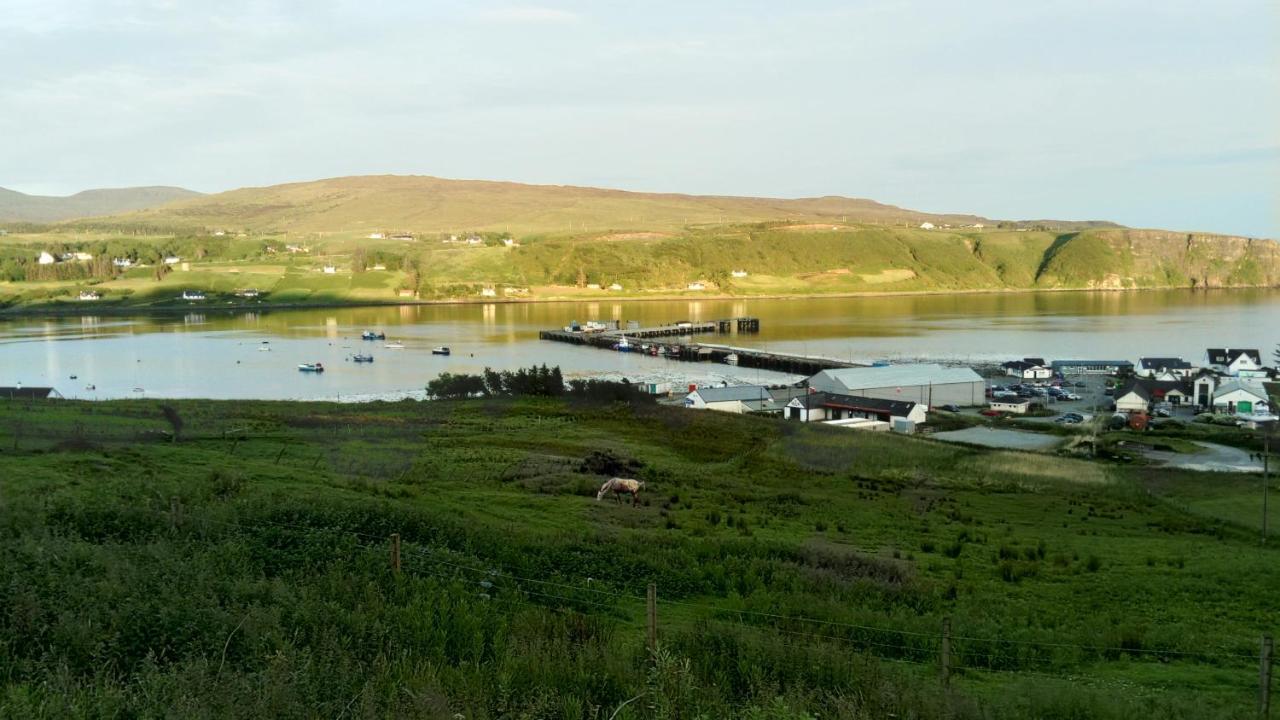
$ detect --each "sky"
[1,0,1277,237]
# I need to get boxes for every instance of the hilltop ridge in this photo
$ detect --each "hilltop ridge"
[0,186,202,223]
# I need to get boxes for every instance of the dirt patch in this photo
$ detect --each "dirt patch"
[859,269,917,284]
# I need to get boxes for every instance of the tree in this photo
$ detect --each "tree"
[352,247,368,273]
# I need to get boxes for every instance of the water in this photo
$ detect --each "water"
[2,289,1277,400]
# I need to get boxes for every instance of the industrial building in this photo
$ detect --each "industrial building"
[806,364,984,409]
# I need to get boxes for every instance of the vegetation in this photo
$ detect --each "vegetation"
[0,395,1275,718]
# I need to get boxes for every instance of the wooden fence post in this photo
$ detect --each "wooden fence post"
[1262,634,1273,720]
[941,616,952,688]
[390,533,401,574]
[646,583,658,657]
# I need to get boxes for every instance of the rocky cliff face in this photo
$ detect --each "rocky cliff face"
[1035,229,1280,290]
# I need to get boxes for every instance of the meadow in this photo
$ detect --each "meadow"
[0,395,1274,718]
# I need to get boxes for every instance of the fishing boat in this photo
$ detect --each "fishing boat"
[361,330,386,341]
[258,341,271,352]
[351,353,374,363]
[384,342,405,349]
[723,353,739,366]
[431,346,451,356]
[614,337,633,352]
[649,345,660,356]
[298,362,325,372]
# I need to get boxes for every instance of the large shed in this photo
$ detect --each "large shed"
[807,364,984,409]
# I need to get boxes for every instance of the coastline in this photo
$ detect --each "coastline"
[0,283,1277,318]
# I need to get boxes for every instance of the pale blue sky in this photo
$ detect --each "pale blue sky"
[2,0,1276,237]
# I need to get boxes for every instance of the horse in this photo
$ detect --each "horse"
[597,477,645,506]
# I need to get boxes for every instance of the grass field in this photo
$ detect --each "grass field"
[3,221,1278,312]
[0,396,1275,718]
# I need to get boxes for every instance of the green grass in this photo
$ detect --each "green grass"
[0,397,1275,718]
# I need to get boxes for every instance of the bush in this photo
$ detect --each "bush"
[1085,555,1102,572]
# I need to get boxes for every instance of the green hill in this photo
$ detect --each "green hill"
[0,186,202,223]
[84,174,1117,235]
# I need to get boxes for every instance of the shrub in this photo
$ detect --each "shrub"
[1085,555,1102,572]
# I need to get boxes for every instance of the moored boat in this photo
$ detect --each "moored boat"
[431,346,451,356]
[361,330,386,341]
[384,342,405,349]
[724,353,739,366]
[298,362,325,372]
[352,353,374,363]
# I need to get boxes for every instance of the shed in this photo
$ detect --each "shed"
[808,363,983,409]
[0,387,62,399]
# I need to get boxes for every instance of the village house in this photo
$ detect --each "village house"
[785,391,927,427]
[807,364,984,409]
[1114,379,1193,414]
[322,266,337,274]
[112,258,134,268]
[502,238,519,247]
[78,291,101,301]
[1001,358,1052,380]
[684,385,777,414]
[367,232,385,239]
[687,282,706,291]
[731,270,749,278]
[163,256,182,265]
[607,282,623,291]
[1136,357,1197,379]
[236,289,260,298]
[181,290,206,301]
[989,398,1032,415]
[1206,348,1262,376]
[1113,382,1152,414]
[0,386,63,400]
[919,222,935,230]
[480,287,497,298]
[1192,369,1218,408]
[586,283,601,290]
[1212,379,1271,416]
[37,251,55,265]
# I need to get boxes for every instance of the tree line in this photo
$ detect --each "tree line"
[426,364,652,404]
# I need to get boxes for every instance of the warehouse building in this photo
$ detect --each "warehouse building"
[806,364,985,409]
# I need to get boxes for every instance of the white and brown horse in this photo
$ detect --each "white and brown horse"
[597,477,645,506]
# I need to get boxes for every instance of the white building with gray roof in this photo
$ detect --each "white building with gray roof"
[807,364,984,408]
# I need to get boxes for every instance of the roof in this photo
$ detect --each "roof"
[1213,379,1269,401]
[0,387,61,399]
[690,385,772,403]
[1115,382,1151,402]
[1138,357,1193,371]
[1118,379,1191,401]
[794,391,918,417]
[811,363,982,390]
[1051,359,1134,368]
[1207,348,1261,365]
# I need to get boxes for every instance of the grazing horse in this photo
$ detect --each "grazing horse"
[597,478,645,506]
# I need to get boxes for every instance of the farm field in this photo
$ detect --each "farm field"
[0,396,1274,718]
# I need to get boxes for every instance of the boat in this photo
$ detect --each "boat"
[384,342,405,350]
[431,346,451,356]
[298,363,325,372]
[614,337,633,352]
[649,345,660,356]
[361,330,386,341]
[724,353,739,366]
[352,353,374,363]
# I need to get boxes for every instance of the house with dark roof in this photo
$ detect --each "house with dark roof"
[1114,379,1192,413]
[1136,357,1196,380]
[0,387,62,400]
[1205,348,1263,376]
[1050,359,1134,376]
[785,391,926,426]
[684,385,780,414]
[1001,358,1052,380]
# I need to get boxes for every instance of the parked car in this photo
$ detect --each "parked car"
[940,404,961,413]
[980,408,1003,417]
[1074,382,1088,388]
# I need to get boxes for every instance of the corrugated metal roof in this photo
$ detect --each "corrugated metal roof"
[691,385,772,402]
[813,364,982,389]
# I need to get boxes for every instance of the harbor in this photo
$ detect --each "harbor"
[538,316,863,376]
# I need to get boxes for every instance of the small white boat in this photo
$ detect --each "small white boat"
[298,362,325,373]
[384,342,405,349]
[431,346,451,356]
[724,353,739,366]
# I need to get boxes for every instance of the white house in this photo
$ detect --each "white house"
[731,270,749,278]
[1001,358,1052,380]
[687,282,706,291]
[480,287,497,297]
[1212,379,1270,416]
[322,265,337,274]
[608,282,623,291]
[163,256,182,265]
[502,238,519,247]
[181,290,206,301]
[786,392,926,426]
[1137,357,1196,379]
[989,399,1032,415]
[1193,370,1217,408]
[72,252,93,261]
[367,232,385,239]
[919,222,936,230]
[586,283,601,290]
[685,385,775,414]
[78,291,101,301]
[1114,383,1152,414]
[113,258,133,268]
[37,251,56,265]
[1206,348,1262,376]
[236,289,260,298]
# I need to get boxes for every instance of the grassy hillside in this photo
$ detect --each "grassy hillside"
[1,223,1276,310]
[0,186,201,223]
[83,175,1118,235]
[0,396,1273,718]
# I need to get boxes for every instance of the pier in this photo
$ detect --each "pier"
[538,316,859,376]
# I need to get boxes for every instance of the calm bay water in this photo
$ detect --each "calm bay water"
[1,289,1277,400]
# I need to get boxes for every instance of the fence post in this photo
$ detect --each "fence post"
[941,616,952,688]
[646,583,658,657]
[1262,634,1273,720]
[390,533,401,574]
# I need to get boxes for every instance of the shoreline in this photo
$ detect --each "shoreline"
[1,283,1277,318]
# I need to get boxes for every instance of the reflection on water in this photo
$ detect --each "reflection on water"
[1,289,1277,400]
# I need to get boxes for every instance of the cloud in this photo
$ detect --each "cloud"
[476,6,581,24]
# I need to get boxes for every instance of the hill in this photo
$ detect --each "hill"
[0,185,202,223]
[87,174,1118,235]
[0,395,1271,718]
